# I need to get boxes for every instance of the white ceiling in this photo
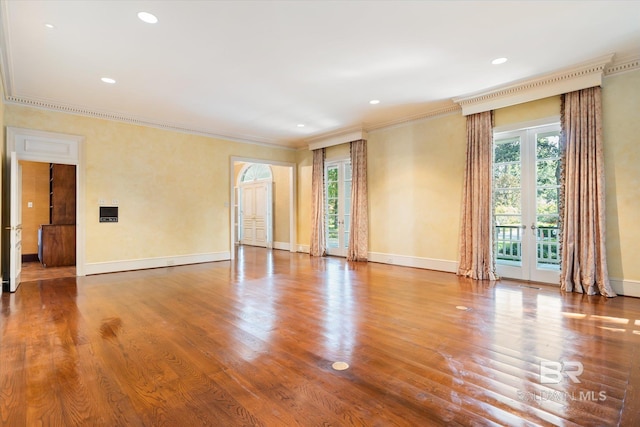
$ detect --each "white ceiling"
[1,1,639,149]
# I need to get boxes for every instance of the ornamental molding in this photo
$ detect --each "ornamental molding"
[453,54,616,115]
[604,53,640,76]
[306,127,368,151]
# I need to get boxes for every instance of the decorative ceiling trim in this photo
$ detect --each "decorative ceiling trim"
[4,95,297,151]
[453,54,615,116]
[604,53,640,76]
[307,128,367,151]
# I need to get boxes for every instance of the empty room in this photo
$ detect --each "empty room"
[1,1,639,426]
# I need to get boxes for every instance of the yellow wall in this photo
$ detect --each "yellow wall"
[602,69,640,282]
[20,161,50,254]
[4,105,295,264]
[494,96,561,127]
[367,113,466,261]
[271,165,290,244]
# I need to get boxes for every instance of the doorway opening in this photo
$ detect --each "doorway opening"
[238,163,273,248]
[20,161,77,282]
[230,157,296,259]
[493,121,561,284]
[325,158,351,257]
[4,127,85,293]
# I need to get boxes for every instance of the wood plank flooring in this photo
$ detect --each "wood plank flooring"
[1,246,639,426]
[20,261,76,283]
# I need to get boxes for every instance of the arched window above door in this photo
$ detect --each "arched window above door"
[240,163,272,183]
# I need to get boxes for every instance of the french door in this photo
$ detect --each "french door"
[240,181,271,248]
[493,123,561,284]
[325,160,351,257]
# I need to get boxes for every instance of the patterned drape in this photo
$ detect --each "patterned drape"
[347,140,368,261]
[457,111,498,280]
[560,87,616,297]
[310,148,326,257]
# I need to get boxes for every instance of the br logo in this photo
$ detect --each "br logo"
[540,361,584,384]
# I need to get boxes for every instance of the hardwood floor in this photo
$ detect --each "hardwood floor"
[20,261,76,283]
[1,246,639,426]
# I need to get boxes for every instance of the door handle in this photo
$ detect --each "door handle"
[531,224,537,230]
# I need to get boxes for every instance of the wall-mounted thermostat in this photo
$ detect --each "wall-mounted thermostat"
[99,206,119,222]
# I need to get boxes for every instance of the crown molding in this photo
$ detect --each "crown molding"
[453,54,615,116]
[4,95,297,151]
[604,52,640,76]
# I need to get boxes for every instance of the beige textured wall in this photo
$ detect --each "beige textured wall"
[20,161,50,254]
[4,105,295,264]
[367,112,466,260]
[602,69,640,282]
[271,165,290,244]
[494,96,561,127]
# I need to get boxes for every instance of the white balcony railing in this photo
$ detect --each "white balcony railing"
[495,225,559,266]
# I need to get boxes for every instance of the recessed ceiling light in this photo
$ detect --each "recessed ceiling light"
[369,99,380,105]
[137,11,158,24]
[297,124,305,128]
[101,77,116,84]
[491,57,508,65]
[44,23,55,29]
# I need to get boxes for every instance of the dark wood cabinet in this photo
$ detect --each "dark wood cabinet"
[50,164,76,224]
[38,225,76,267]
[38,164,76,267]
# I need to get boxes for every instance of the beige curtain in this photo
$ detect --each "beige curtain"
[347,140,368,261]
[560,87,616,297]
[310,148,326,257]
[457,111,498,280]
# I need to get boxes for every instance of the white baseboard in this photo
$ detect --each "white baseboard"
[610,278,640,298]
[273,241,290,251]
[84,251,230,276]
[368,251,458,273]
[297,244,310,254]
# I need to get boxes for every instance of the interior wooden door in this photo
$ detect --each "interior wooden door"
[240,182,269,247]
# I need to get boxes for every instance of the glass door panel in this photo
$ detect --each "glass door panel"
[325,160,351,257]
[494,124,561,284]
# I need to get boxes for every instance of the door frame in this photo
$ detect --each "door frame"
[4,127,85,291]
[324,158,351,257]
[493,117,560,284]
[229,156,296,260]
